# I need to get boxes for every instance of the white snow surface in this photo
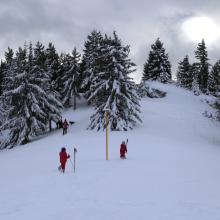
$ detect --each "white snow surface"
[1,82,220,220]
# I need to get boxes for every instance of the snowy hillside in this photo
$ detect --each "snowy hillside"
[1,82,220,220]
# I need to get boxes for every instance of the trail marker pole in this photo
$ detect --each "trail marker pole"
[74,147,77,173]
[104,108,110,160]
[106,111,108,160]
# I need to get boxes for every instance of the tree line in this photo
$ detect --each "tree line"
[140,38,220,97]
[176,40,219,96]
[1,31,219,149]
[0,31,141,149]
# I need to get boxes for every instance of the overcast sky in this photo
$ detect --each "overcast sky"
[1,0,220,82]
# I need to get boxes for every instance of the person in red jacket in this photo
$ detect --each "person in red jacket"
[120,141,127,159]
[62,119,69,135]
[58,147,70,173]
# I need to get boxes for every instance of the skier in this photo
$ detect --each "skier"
[62,119,69,135]
[120,141,127,159]
[58,147,70,173]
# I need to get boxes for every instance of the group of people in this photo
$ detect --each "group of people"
[56,118,69,135]
[58,141,128,173]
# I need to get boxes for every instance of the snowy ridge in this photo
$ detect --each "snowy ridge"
[1,83,220,220]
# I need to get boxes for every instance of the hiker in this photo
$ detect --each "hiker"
[62,119,69,135]
[58,147,70,173]
[120,141,127,159]
[56,118,63,129]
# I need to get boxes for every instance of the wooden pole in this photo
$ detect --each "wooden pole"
[74,148,77,173]
[106,111,108,160]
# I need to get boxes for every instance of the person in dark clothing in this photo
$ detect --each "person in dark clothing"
[62,119,69,135]
[120,141,127,159]
[56,121,59,129]
[58,147,70,173]
[58,119,63,129]
[56,118,63,129]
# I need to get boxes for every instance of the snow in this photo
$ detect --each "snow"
[1,82,220,220]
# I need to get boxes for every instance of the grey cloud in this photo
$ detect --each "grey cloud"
[0,0,220,82]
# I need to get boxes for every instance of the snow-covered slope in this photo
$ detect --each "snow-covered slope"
[1,83,220,220]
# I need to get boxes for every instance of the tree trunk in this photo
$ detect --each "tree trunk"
[49,119,52,132]
[74,94,77,110]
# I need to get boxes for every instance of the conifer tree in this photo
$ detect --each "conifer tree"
[213,61,220,117]
[0,61,5,96]
[207,61,220,96]
[32,42,62,131]
[2,48,15,93]
[0,48,16,125]
[60,48,81,109]
[207,70,218,96]
[194,39,209,93]
[4,47,14,65]
[33,41,47,86]
[0,61,6,124]
[142,38,171,83]
[81,30,103,98]
[88,32,141,131]
[176,55,193,90]
[1,45,62,149]
[211,61,220,92]
[45,42,62,94]
[191,63,200,95]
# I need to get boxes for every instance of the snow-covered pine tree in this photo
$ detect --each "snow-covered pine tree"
[0,61,5,96]
[207,69,218,96]
[81,30,103,99]
[60,48,81,109]
[176,55,193,90]
[211,61,220,93]
[142,61,149,81]
[0,48,16,126]
[0,44,62,149]
[212,61,220,117]
[88,32,142,131]
[33,42,63,130]
[1,47,15,93]
[4,47,14,67]
[45,42,62,95]
[142,38,171,83]
[0,61,6,124]
[207,61,220,96]
[32,42,47,86]
[191,63,200,95]
[1,46,35,147]
[194,39,209,93]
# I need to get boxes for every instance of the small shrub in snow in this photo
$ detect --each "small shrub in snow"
[137,81,166,98]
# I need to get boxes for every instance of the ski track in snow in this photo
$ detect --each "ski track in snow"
[1,82,220,220]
